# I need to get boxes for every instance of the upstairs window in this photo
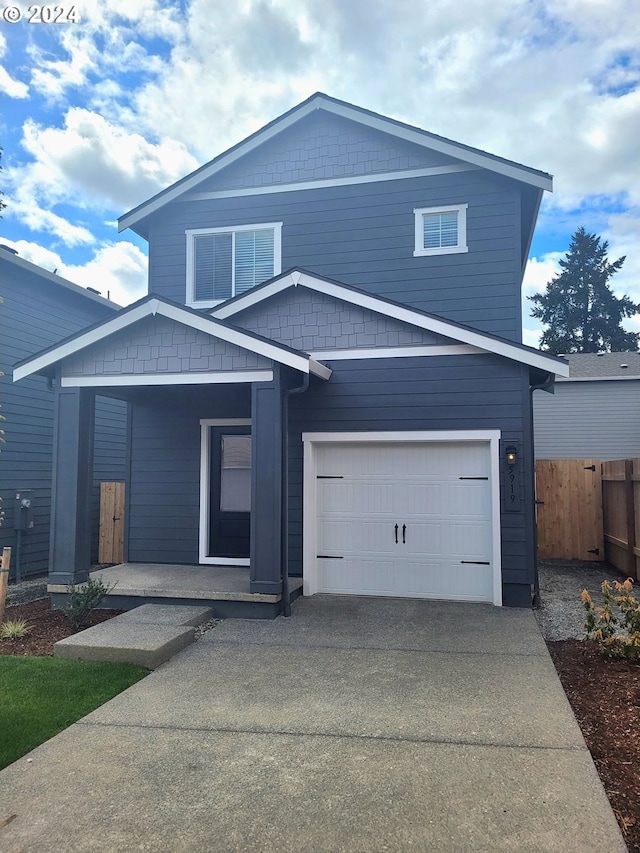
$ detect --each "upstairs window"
[413,204,468,256]
[186,222,282,307]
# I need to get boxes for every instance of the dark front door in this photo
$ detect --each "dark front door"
[209,426,251,557]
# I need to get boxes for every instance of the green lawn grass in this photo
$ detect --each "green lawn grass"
[0,656,148,770]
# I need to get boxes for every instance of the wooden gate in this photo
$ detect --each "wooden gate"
[535,460,603,560]
[99,482,125,564]
[602,459,640,579]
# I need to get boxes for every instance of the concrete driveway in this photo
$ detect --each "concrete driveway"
[0,596,626,852]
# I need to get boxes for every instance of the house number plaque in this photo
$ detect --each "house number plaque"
[503,441,522,513]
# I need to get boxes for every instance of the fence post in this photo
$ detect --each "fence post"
[625,459,637,579]
[0,547,12,627]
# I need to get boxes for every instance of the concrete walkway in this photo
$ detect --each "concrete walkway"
[0,596,627,852]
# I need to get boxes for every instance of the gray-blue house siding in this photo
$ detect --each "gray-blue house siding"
[13,93,564,611]
[0,248,128,579]
[147,168,524,340]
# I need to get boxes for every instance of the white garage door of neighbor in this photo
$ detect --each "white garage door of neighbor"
[315,441,495,602]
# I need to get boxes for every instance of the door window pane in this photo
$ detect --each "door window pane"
[220,435,251,512]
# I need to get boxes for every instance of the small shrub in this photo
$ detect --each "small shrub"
[582,578,640,660]
[64,577,116,629]
[1,618,31,640]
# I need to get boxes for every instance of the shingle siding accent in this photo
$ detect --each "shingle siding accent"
[151,169,521,340]
[199,112,459,192]
[533,381,640,460]
[232,287,450,351]
[61,315,272,377]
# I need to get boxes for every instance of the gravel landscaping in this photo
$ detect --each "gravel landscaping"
[534,558,628,640]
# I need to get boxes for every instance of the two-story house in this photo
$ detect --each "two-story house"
[14,93,567,614]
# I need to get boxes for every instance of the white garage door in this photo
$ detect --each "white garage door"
[314,440,495,602]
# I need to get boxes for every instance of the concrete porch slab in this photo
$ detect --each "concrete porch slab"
[53,605,214,669]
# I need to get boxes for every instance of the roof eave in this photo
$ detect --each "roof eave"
[118,93,553,236]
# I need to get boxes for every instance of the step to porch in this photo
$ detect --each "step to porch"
[53,604,214,669]
[48,564,304,619]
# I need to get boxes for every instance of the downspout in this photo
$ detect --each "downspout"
[529,371,555,606]
[281,371,310,617]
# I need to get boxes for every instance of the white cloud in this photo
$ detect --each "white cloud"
[0,31,29,98]
[3,239,148,306]
[19,109,198,211]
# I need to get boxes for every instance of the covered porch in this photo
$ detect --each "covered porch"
[13,294,331,618]
[48,563,304,619]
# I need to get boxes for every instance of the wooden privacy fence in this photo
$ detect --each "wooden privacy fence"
[602,459,639,580]
[99,482,125,564]
[535,460,604,561]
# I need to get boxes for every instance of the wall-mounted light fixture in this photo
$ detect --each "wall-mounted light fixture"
[505,445,518,465]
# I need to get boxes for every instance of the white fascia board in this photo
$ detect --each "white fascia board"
[211,272,298,320]
[325,100,553,191]
[154,301,309,373]
[309,345,482,360]
[556,375,639,383]
[119,101,320,233]
[296,273,569,376]
[182,164,477,202]
[119,95,551,233]
[308,359,332,380]
[60,371,274,388]
[13,300,159,382]
[213,271,567,376]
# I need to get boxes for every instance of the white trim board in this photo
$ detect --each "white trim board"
[212,270,569,377]
[60,371,274,388]
[14,296,332,383]
[182,164,477,202]
[118,93,552,233]
[301,429,502,607]
[309,345,482,360]
[199,418,252,566]
[556,375,640,383]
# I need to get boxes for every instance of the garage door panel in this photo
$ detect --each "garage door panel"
[319,481,394,515]
[320,557,395,595]
[319,519,397,556]
[314,440,496,604]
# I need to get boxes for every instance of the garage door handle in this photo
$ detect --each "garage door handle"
[394,524,398,544]
[402,524,406,544]
[460,560,491,565]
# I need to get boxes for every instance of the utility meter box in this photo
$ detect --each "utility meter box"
[14,491,34,531]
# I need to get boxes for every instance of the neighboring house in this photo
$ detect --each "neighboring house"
[0,246,128,580]
[14,93,567,610]
[534,352,640,460]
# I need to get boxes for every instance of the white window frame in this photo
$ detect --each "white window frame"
[199,418,252,565]
[413,204,468,257]
[186,222,283,309]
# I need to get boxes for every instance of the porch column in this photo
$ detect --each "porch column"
[49,386,95,585]
[250,372,283,594]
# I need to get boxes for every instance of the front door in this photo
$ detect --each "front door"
[208,426,251,557]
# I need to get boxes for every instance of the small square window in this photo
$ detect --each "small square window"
[186,222,282,308]
[413,205,468,256]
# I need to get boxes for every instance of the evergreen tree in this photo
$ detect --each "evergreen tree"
[529,227,639,353]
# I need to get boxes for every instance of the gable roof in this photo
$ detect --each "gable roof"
[119,92,553,236]
[211,268,570,378]
[556,351,640,381]
[13,293,332,383]
[1,245,119,310]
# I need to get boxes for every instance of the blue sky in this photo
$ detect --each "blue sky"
[1,0,639,347]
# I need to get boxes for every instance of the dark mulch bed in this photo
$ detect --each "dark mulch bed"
[0,598,124,657]
[548,639,640,852]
